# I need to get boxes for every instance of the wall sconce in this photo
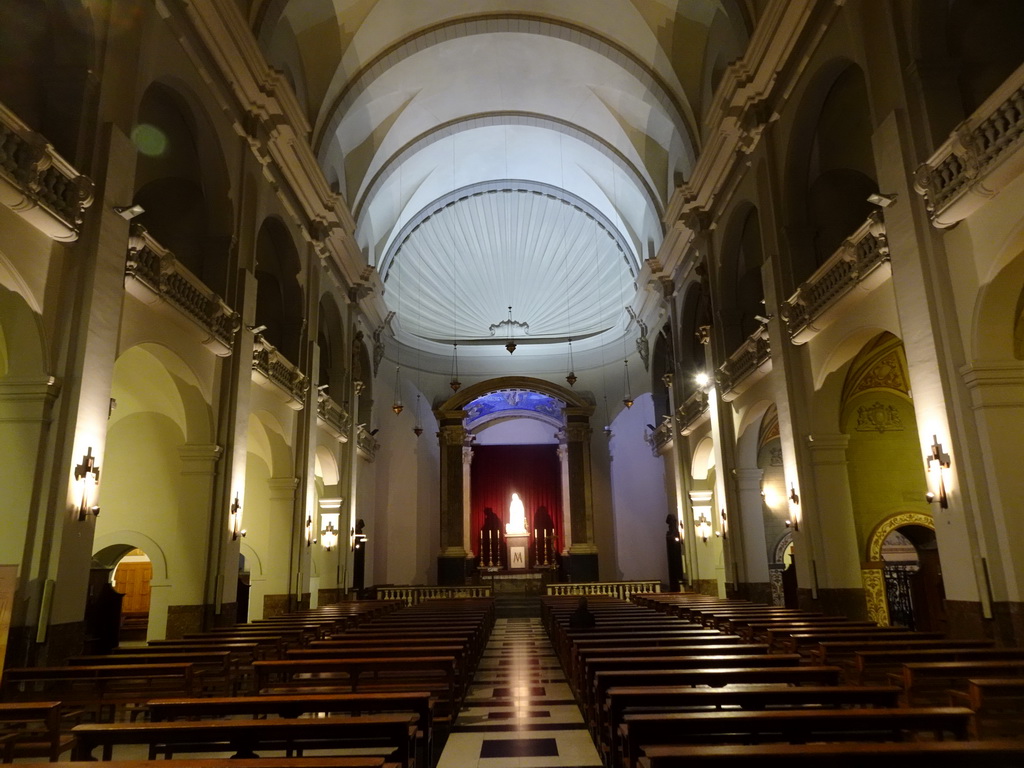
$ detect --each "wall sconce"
[786,484,800,531]
[306,515,314,547]
[73,447,101,520]
[113,203,145,220]
[321,520,338,551]
[925,435,951,509]
[352,531,368,551]
[695,512,712,543]
[230,494,245,540]
[695,372,710,389]
[717,509,727,539]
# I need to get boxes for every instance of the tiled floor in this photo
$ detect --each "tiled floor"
[437,617,602,768]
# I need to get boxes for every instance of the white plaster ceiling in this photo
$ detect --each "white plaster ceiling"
[257,0,751,364]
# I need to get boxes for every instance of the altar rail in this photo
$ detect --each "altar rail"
[546,581,662,599]
[377,585,493,606]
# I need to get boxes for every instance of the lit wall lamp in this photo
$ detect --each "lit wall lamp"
[73,447,101,520]
[321,519,339,551]
[305,515,315,547]
[717,509,727,540]
[695,512,712,543]
[695,372,710,389]
[786,484,800,531]
[230,494,245,540]
[113,203,145,220]
[925,435,951,508]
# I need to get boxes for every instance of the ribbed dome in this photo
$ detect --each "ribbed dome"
[383,184,635,348]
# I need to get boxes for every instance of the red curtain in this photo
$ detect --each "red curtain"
[470,445,563,559]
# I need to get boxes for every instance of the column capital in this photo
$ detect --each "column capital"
[440,423,466,446]
[268,476,299,502]
[177,443,223,475]
[734,468,764,490]
[807,433,851,464]
[564,423,592,442]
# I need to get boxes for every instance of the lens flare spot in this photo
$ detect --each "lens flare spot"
[132,124,167,157]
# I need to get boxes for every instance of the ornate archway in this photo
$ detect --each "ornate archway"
[433,376,597,586]
[861,511,935,625]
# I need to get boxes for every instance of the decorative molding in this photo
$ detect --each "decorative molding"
[861,566,890,626]
[316,393,349,442]
[855,401,904,433]
[718,325,771,401]
[866,511,934,562]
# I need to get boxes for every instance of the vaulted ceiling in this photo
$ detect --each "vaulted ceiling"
[255,0,751,369]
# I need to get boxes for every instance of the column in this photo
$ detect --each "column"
[462,446,474,558]
[172,444,222,637]
[263,477,299,617]
[565,415,598,581]
[556,444,572,554]
[806,434,868,619]
[735,468,771,603]
[437,413,468,585]
[662,373,689,588]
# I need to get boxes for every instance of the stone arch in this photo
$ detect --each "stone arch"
[93,534,169,582]
[315,444,340,487]
[972,228,1024,361]
[718,203,765,351]
[132,79,234,297]
[866,511,936,562]
[782,59,879,285]
[735,399,774,469]
[254,216,305,364]
[691,435,715,480]
[436,375,592,414]
[0,282,47,380]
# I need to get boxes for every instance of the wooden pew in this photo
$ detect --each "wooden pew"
[71,714,418,767]
[777,629,942,654]
[67,651,236,695]
[253,656,459,723]
[637,740,1024,767]
[148,692,433,767]
[12,760,389,768]
[0,701,74,762]
[853,647,1024,685]
[602,685,902,767]
[590,665,842,742]
[622,706,973,768]
[948,677,1024,738]
[1,664,195,722]
[811,638,994,665]
[890,659,1024,705]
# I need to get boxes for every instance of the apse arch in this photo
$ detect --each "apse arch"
[436,376,592,414]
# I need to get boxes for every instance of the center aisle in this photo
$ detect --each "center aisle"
[437,616,603,768]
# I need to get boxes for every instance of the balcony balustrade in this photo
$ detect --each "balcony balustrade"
[252,336,309,409]
[781,211,891,345]
[678,388,710,436]
[718,325,771,401]
[356,424,378,461]
[0,100,93,241]
[915,61,1024,228]
[316,393,350,442]
[125,224,240,355]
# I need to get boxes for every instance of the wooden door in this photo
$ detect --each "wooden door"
[114,561,152,613]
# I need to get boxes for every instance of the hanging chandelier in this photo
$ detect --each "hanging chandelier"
[391,365,403,415]
[505,306,517,354]
[450,342,461,392]
[565,338,577,387]
[622,358,634,409]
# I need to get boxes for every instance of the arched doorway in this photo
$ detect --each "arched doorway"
[866,513,944,631]
[111,549,153,642]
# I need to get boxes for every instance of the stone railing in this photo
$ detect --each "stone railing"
[377,585,493,606]
[252,336,308,409]
[915,61,1024,228]
[546,581,662,599]
[0,100,94,242]
[126,224,240,355]
[316,393,349,442]
[652,420,674,453]
[718,325,771,401]
[678,388,709,436]
[780,211,890,345]
[356,424,378,461]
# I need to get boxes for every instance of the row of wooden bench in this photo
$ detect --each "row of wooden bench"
[0,597,495,767]
[545,591,1024,768]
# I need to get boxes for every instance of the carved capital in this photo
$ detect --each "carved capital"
[440,424,466,446]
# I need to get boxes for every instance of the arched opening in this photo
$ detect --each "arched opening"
[678,282,712,398]
[133,82,232,297]
[111,548,153,643]
[254,217,304,364]
[352,332,373,428]
[947,0,1024,119]
[720,206,766,352]
[785,62,879,285]
[880,524,944,632]
[650,327,673,422]
[317,295,345,394]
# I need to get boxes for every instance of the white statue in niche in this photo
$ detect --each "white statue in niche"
[506,492,527,535]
